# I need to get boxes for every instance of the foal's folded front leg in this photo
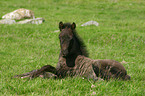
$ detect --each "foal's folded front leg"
[13,65,57,79]
[30,65,57,79]
[13,69,38,78]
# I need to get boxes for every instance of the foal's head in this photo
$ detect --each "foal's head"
[59,21,89,58]
[59,22,76,57]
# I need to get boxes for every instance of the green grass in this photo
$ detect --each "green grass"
[0,0,145,95]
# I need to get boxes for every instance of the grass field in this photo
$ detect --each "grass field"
[0,0,145,95]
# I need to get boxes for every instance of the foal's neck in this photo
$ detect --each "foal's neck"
[65,54,77,67]
[61,48,82,67]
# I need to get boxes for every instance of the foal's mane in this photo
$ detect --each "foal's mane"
[62,22,89,57]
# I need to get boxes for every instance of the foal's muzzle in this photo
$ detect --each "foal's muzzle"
[62,49,69,57]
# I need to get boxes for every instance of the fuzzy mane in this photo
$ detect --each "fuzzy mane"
[73,30,89,57]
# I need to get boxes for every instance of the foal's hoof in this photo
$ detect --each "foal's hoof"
[94,77,104,81]
[43,72,57,79]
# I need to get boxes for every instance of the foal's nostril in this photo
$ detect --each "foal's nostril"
[62,50,68,57]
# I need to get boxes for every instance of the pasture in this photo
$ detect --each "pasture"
[0,0,145,95]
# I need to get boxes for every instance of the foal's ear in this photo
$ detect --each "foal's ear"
[59,21,63,31]
[71,22,76,29]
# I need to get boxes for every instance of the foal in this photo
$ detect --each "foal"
[14,22,130,80]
